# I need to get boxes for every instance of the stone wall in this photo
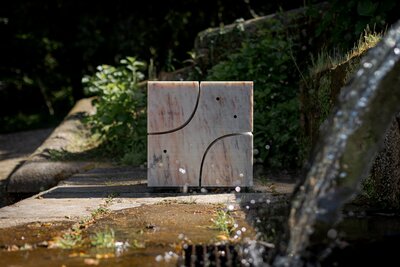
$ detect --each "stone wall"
[301,55,400,210]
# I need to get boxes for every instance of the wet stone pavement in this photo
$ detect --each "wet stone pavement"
[0,165,295,266]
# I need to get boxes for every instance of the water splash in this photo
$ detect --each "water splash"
[276,21,400,266]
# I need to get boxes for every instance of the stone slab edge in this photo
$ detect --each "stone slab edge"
[0,190,286,228]
[6,98,96,193]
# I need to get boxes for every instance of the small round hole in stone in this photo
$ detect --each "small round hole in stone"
[216,97,220,101]
[234,115,237,118]
[163,150,167,153]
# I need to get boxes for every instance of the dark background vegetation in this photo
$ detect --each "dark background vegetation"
[0,0,304,132]
[1,0,400,169]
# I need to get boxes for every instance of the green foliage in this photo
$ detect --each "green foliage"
[313,0,397,51]
[211,210,236,236]
[90,206,110,219]
[2,1,305,133]
[0,113,55,133]
[83,57,147,165]
[55,232,83,249]
[90,228,116,248]
[207,20,300,169]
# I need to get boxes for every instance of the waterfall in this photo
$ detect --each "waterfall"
[275,20,400,266]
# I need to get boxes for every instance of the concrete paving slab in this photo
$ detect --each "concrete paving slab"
[0,166,294,228]
[0,128,54,207]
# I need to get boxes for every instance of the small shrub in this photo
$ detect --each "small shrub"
[83,57,147,165]
[207,19,301,169]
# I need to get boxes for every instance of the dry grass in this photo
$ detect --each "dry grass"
[309,26,383,76]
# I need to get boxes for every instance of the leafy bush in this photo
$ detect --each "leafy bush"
[83,57,147,165]
[207,20,301,169]
[312,0,397,52]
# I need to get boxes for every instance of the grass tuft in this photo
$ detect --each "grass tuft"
[211,210,235,236]
[90,228,116,248]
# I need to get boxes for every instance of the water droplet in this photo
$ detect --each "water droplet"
[363,62,373,68]
[339,172,347,178]
[250,199,256,204]
[155,255,163,262]
[317,208,327,215]
[179,168,186,174]
[246,205,250,209]
[265,144,270,150]
[356,69,364,77]
[236,230,242,235]
[239,173,244,178]
[200,188,208,193]
[394,47,400,55]
[327,229,337,239]
[228,204,235,211]
[266,199,271,204]
[235,186,241,192]
[234,223,239,228]
[358,97,368,107]
[241,227,247,232]
[182,183,188,193]
[164,253,172,262]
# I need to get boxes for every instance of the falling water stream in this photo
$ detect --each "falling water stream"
[274,21,400,266]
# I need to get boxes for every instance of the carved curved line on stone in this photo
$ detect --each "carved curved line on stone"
[199,132,252,187]
[148,84,201,135]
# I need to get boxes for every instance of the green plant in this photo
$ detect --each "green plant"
[91,206,110,219]
[83,57,147,165]
[308,27,382,76]
[55,232,83,249]
[211,210,235,235]
[207,19,301,169]
[312,0,393,52]
[90,228,116,248]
